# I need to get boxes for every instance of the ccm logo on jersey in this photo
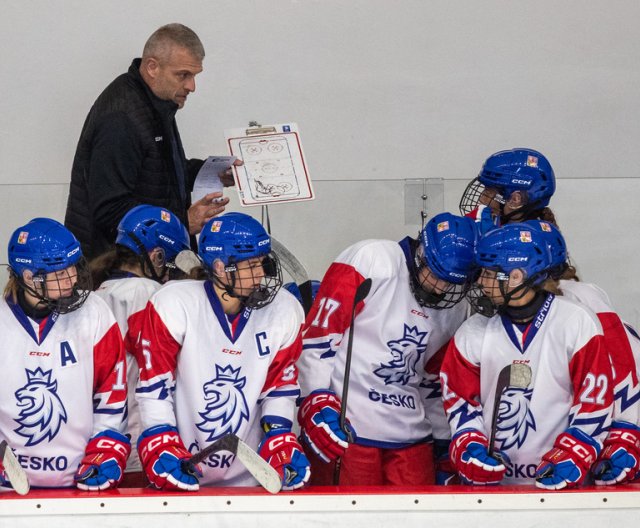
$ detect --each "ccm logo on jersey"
[411,309,429,319]
[222,348,242,355]
[29,351,51,357]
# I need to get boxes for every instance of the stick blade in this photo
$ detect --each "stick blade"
[509,363,532,388]
[0,441,30,495]
[236,438,282,494]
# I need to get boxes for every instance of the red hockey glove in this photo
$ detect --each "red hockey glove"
[298,390,355,463]
[593,422,640,485]
[259,431,310,490]
[74,430,131,491]
[535,428,599,490]
[138,425,202,491]
[450,429,507,485]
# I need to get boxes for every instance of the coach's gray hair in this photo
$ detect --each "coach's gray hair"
[142,23,205,62]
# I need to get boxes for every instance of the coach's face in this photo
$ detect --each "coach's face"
[144,46,203,108]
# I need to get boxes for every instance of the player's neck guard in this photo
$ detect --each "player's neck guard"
[501,290,547,323]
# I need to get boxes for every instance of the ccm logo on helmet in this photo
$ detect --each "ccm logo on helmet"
[205,246,223,251]
[67,247,80,258]
[158,234,175,245]
[258,240,269,246]
[15,258,32,264]
[508,257,528,262]
[511,179,532,185]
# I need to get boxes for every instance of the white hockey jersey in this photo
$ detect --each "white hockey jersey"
[299,238,467,448]
[559,280,640,429]
[95,275,161,472]
[0,293,127,488]
[441,294,613,485]
[135,280,304,487]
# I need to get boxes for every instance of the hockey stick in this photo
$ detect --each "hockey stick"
[333,278,373,485]
[488,363,532,457]
[270,235,314,315]
[0,440,30,495]
[182,434,281,494]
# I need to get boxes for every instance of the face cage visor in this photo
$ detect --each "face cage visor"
[215,252,283,310]
[17,257,92,314]
[459,178,506,216]
[468,268,540,317]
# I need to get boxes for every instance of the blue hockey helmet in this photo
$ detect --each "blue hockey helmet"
[523,220,567,269]
[198,213,282,309]
[419,212,478,284]
[198,213,271,269]
[475,223,552,283]
[8,217,83,276]
[479,148,555,208]
[460,148,555,217]
[7,217,91,313]
[116,205,190,262]
[412,212,478,309]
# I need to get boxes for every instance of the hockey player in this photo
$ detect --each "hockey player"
[297,212,478,485]
[91,205,190,486]
[441,223,613,489]
[526,219,640,485]
[0,218,128,491]
[459,148,557,234]
[134,212,310,491]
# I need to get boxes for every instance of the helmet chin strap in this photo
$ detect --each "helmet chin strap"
[126,232,165,283]
[496,277,538,317]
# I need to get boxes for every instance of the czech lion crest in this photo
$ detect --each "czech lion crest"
[196,364,250,441]
[374,325,428,386]
[14,368,68,446]
[495,387,536,450]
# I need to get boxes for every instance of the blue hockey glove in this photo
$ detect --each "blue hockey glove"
[593,423,640,485]
[298,390,356,462]
[74,430,131,491]
[450,429,507,485]
[138,425,202,491]
[259,430,310,491]
[535,428,599,490]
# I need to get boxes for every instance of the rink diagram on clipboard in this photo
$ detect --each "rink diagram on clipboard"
[226,127,314,206]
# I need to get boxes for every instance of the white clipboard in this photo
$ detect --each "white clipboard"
[224,123,314,206]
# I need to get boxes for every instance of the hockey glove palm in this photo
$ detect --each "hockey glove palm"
[593,423,640,485]
[535,428,599,490]
[450,429,507,485]
[298,390,356,462]
[138,425,202,491]
[259,431,310,490]
[74,430,131,491]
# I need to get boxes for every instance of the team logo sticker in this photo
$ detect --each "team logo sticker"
[519,230,532,243]
[160,210,171,222]
[374,325,428,386]
[526,155,538,168]
[196,364,250,441]
[436,221,450,232]
[14,368,68,446]
[211,221,223,233]
[17,231,29,244]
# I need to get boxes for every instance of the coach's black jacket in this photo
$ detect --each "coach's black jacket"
[64,58,202,259]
